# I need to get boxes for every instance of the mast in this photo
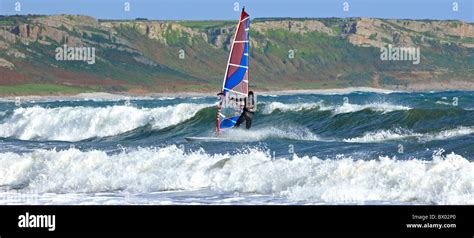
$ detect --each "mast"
[216,7,250,135]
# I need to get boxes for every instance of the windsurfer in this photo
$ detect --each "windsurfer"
[235,91,256,129]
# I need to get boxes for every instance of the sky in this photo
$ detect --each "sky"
[1,0,473,22]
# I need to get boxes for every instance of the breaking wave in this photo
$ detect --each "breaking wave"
[344,126,474,143]
[0,103,212,142]
[262,101,330,114]
[0,146,472,204]
[343,128,419,143]
[261,101,411,115]
[333,102,411,115]
[218,126,321,142]
[421,126,474,142]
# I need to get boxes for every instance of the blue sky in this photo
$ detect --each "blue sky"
[1,0,473,22]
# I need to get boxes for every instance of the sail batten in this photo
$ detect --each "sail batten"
[216,9,250,133]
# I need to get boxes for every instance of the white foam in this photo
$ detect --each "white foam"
[421,126,474,141]
[334,102,411,115]
[435,100,452,106]
[157,97,176,100]
[344,129,420,143]
[219,126,321,142]
[0,103,212,141]
[344,127,474,143]
[262,102,330,114]
[261,101,411,115]
[284,152,474,204]
[0,146,472,204]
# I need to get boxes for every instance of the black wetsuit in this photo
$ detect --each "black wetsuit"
[235,96,255,129]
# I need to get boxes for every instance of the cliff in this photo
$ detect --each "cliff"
[1,15,473,94]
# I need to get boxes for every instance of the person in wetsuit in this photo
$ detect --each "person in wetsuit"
[235,91,256,129]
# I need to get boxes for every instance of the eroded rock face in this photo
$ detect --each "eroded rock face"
[101,21,209,45]
[4,15,473,51]
[6,49,26,58]
[101,19,336,49]
[11,24,40,40]
[341,18,474,48]
[0,58,15,69]
[387,19,474,38]
[342,18,414,48]
[207,26,234,48]
[253,20,335,35]
[6,23,79,46]
[3,15,111,47]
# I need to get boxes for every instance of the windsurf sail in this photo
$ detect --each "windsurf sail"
[216,8,250,134]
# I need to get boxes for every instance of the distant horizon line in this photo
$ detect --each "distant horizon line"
[1,14,473,23]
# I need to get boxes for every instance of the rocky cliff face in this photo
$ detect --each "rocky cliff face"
[1,15,473,92]
[340,18,474,48]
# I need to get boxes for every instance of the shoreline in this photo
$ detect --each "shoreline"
[0,87,472,101]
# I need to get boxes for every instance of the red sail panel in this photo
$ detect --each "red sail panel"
[226,15,248,78]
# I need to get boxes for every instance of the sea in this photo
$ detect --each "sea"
[0,91,473,205]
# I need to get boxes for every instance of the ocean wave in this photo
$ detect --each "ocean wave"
[343,129,420,143]
[344,126,474,143]
[261,101,410,115]
[0,103,212,142]
[157,97,176,100]
[0,146,472,204]
[420,126,474,142]
[219,126,321,142]
[435,100,452,106]
[261,101,330,114]
[334,102,411,115]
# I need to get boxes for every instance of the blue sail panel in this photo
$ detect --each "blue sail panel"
[220,115,241,129]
